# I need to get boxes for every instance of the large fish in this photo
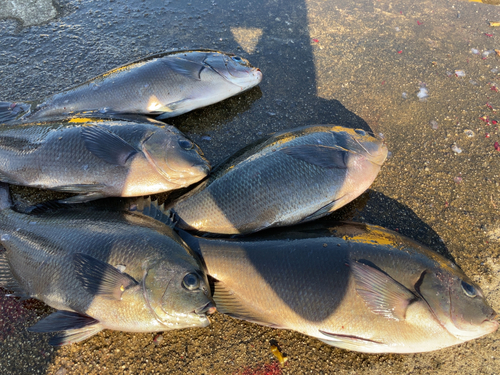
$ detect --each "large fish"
[169,125,388,234]
[0,117,210,202]
[177,221,499,354]
[0,50,262,123]
[0,188,215,345]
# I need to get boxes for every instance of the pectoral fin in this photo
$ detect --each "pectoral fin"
[74,253,138,300]
[56,192,107,204]
[350,260,416,321]
[301,200,342,223]
[162,57,205,80]
[155,99,191,119]
[280,145,349,169]
[213,281,283,328]
[81,126,139,166]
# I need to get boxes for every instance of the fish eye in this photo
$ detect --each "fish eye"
[182,273,200,291]
[355,129,366,136]
[461,281,477,298]
[232,56,242,62]
[178,138,194,150]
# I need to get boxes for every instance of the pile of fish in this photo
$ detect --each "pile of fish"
[0,49,497,354]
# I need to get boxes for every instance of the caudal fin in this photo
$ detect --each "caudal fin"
[0,101,30,123]
[0,182,12,211]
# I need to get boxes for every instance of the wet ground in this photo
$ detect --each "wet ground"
[1,0,500,373]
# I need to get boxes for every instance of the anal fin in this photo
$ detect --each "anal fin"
[49,325,103,346]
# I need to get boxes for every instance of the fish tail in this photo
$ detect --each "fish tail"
[0,182,12,211]
[0,101,31,123]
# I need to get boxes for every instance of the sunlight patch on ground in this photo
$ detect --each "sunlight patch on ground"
[230,27,263,53]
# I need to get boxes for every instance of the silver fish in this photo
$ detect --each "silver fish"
[178,222,498,354]
[0,188,215,345]
[0,50,262,123]
[0,117,210,202]
[169,125,388,234]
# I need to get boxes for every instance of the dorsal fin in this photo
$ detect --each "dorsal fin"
[24,196,176,228]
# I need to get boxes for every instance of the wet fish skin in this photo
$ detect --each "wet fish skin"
[0,194,214,345]
[179,222,498,354]
[0,118,210,201]
[0,50,262,123]
[169,125,388,234]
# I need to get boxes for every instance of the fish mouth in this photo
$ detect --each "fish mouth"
[194,301,217,316]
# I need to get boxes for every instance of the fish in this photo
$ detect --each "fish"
[0,185,215,345]
[0,50,262,123]
[168,125,388,234]
[176,221,499,354]
[0,117,210,202]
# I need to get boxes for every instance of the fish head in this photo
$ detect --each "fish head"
[331,127,388,167]
[142,127,211,187]
[204,52,262,90]
[142,258,215,329]
[417,268,498,341]
[318,127,388,210]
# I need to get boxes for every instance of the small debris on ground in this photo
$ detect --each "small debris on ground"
[270,341,288,365]
[417,87,429,100]
[451,143,463,154]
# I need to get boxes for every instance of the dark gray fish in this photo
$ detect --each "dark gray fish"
[169,125,388,234]
[0,117,210,202]
[0,189,215,345]
[0,50,262,123]
[177,222,498,353]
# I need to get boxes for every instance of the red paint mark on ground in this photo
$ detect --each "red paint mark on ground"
[495,142,500,151]
[492,86,498,92]
[492,120,498,125]
[238,362,283,375]
[485,33,494,37]
[312,38,319,43]
[486,133,490,138]
[397,50,402,54]
[417,20,422,25]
